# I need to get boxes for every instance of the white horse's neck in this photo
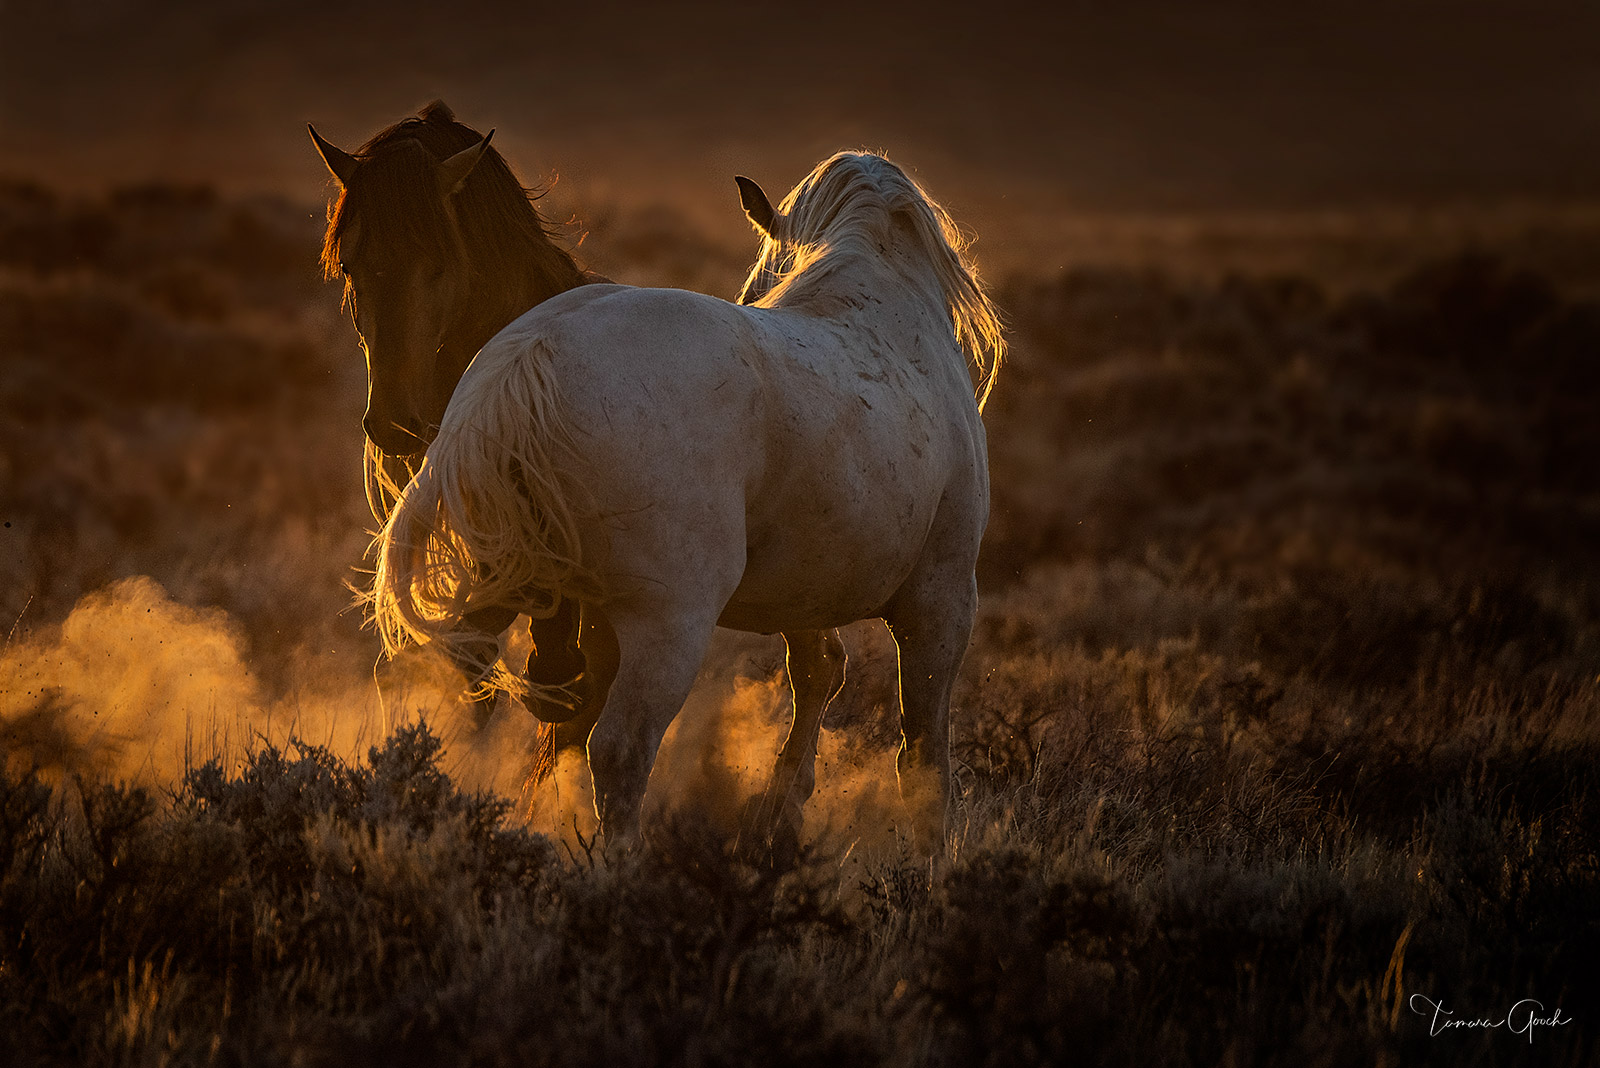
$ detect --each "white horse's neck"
[819,231,959,342]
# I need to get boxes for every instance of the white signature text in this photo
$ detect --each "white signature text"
[1409,995,1572,1044]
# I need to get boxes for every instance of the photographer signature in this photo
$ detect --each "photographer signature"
[1409,995,1572,1043]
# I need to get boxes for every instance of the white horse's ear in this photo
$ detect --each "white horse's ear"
[735,175,777,236]
[309,124,359,188]
[438,131,494,198]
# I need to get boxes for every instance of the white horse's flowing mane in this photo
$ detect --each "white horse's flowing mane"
[738,152,1005,409]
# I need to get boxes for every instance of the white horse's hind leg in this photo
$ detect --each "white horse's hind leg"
[745,628,846,856]
[886,568,978,856]
[584,604,721,844]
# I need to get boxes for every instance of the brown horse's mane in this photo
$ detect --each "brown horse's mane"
[320,100,589,338]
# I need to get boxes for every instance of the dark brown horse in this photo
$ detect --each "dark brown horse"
[310,101,602,747]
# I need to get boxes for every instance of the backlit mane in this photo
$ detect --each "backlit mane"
[737,152,1004,409]
[319,100,585,324]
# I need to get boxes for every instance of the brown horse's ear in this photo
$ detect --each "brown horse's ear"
[438,131,494,197]
[420,100,456,124]
[735,175,777,236]
[309,124,359,188]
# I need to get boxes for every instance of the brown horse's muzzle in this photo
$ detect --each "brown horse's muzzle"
[363,411,431,457]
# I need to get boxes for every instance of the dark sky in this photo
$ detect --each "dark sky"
[4,0,1598,227]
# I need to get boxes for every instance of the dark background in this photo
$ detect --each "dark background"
[5,0,1599,246]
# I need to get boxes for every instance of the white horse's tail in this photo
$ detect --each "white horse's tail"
[370,339,598,686]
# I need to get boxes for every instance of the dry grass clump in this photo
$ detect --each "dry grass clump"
[3,701,1590,1067]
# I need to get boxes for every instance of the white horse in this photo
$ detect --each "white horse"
[372,152,1003,852]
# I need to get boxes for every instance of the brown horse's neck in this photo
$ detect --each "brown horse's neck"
[439,233,592,383]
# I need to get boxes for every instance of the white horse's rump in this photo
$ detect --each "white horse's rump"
[374,152,1003,852]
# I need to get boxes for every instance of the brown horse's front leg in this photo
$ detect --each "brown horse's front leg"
[524,598,589,722]
[452,599,594,726]
[454,604,520,729]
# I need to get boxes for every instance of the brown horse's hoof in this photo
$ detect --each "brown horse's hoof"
[524,671,591,723]
[527,637,584,688]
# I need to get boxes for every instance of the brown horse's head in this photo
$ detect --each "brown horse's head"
[311,104,492,455]
[312,102,584,458]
